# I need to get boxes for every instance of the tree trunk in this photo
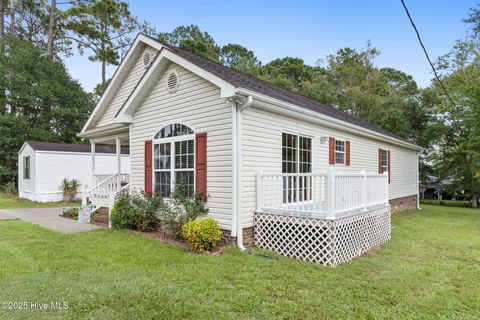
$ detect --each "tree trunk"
[0,0,4,37]
[101,60,106,91]
[8,0,13,36]
[472,193,478,208]
[47,0,56,56]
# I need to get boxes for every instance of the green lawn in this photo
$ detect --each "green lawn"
[0,205,478,319]
[420,198,478,208]
[0,194,80,209]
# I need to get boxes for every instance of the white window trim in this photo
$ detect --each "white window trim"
[334,138,346,166]
[381,148,389,174]
[281,129,315,173]
[281,132,313,174]
[281,132,314,204]
[152,127,195,199]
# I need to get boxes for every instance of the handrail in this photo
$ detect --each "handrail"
[82,173,123,209]
[87,174,116,193]
[257,170,389,219]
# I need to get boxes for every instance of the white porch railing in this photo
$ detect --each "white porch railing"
[94,173,129,186]
[82,173,126,213]
[257,169,389,219]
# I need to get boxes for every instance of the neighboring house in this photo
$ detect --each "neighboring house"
[79,34,422,266]
[18,141,130,202]
[420,175,460,200]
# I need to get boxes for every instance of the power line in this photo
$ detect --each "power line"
[400,0,456,106]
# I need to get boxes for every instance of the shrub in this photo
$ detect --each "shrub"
[110,189,163,231]
[61,178,80,202]
[158,185,208,238]
[182,218,222,252]
[0,182,17,196]
[62,207,79,218]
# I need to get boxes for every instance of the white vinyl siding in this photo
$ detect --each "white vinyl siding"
[130,63,233,230]
[96,46,158,127]
[241,106,418,228]
[18,144,130,202]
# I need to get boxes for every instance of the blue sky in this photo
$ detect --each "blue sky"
[65,0,478,92]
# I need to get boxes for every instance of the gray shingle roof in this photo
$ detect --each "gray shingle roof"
[157,39,412,144]
[26,141,129,154]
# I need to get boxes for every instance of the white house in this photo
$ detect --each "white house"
[78,34,422,265]
[18,141,130,202]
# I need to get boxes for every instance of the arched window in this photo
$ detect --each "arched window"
[153,123,195,198]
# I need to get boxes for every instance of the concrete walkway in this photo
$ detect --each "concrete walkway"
[0,208,101,234]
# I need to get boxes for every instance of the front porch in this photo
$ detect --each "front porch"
[79,129,130,216]
[254,170,391,266]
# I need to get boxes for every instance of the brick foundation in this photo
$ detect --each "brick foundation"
[221,227,254,247]
[389,195,417,213]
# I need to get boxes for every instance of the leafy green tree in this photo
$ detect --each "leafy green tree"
[423,5,480,207]
[259,57,320,92]
[430,66,480,207]
[0,37,93,185]
[158,25,220,62]
[220,43,260,73]
[65,0,145,91]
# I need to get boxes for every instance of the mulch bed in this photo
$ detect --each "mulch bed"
[140,227,225,256]
[60,212,224,255]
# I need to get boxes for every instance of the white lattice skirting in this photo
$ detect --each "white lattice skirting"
[254,206,391,266]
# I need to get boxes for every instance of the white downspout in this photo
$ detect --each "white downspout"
[236,95,253,251]
[231,100,237,238]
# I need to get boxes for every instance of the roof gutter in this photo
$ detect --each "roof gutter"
[77,124,129,139]
[235,88,422,151]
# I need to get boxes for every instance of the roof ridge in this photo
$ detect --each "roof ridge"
[141,34,416,146]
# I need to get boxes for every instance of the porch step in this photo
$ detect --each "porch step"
[92,208,109,227]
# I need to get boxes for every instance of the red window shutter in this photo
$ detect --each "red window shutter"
[378,148,383,174]
[388,150,391,184]
[345,140,351,166]
[144,140,153,195]
[195,133,207,200]
[329,137,335,165]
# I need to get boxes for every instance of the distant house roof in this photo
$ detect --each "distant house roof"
[26,141,129,155]
[155,37,410,143]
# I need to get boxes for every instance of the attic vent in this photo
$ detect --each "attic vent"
[142,50,152,68]
[166,72,179,93]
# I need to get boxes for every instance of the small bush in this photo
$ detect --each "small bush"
[61,178,80,202]
[62,207,79,218]
[158,185,208,238]
[110,189,163,231]
[0,182,17,196]
[182,218,222,252]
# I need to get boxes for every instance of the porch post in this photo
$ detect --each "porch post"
[326,169,335,219]
[116,137,121,191]
[90,142,96,187]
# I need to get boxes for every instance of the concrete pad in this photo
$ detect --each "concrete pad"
[0,211,16,220]
[0,208,101,234]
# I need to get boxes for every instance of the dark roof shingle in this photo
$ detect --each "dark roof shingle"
[160,40,413,144]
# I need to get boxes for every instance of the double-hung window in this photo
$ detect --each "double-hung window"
[381,149,388,173]
[282,133,312,203]
[335,140,345,165]
[153,123,194,198]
